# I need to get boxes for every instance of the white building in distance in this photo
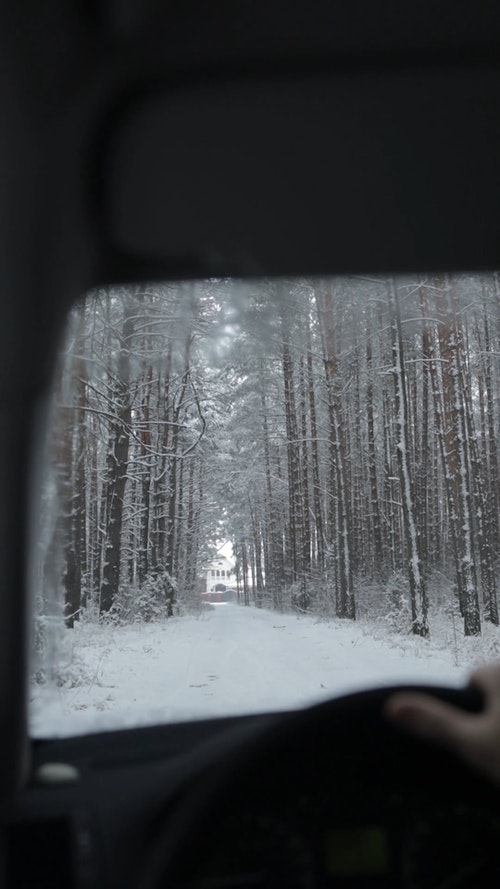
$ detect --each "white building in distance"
[202,556,235,594]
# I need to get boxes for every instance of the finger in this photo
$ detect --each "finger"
[468,664,500,705]
[384,692,473,749]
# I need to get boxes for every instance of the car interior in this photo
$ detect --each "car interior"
[2,2,500,886]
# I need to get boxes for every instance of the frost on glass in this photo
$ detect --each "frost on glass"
[31,275,500,736]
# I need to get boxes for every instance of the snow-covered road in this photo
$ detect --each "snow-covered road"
[31,604,488,737]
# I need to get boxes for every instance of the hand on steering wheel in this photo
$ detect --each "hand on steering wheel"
[385,664,500,787]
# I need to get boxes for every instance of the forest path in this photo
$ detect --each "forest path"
[31,604,471,737]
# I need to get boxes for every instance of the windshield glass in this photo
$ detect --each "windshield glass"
[30,274,500,737]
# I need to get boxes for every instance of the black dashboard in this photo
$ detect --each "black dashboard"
[179,750,500,888]
[5,688,497,889]
[183,787,500,888]
[2,713,277,888]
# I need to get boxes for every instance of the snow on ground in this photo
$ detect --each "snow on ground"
[30,603,500,737]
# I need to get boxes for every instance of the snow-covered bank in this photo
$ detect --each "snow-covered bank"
[30,604,500,738]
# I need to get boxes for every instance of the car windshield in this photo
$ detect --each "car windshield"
[30,274,500,737]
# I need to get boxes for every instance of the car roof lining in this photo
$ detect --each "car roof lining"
[102,63,500,281]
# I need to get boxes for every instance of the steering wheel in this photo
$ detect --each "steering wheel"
[141,686,500,888]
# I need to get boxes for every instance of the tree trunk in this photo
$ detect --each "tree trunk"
[388,278,428,637]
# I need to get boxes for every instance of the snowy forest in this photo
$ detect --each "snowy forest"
[38,274,500,645]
